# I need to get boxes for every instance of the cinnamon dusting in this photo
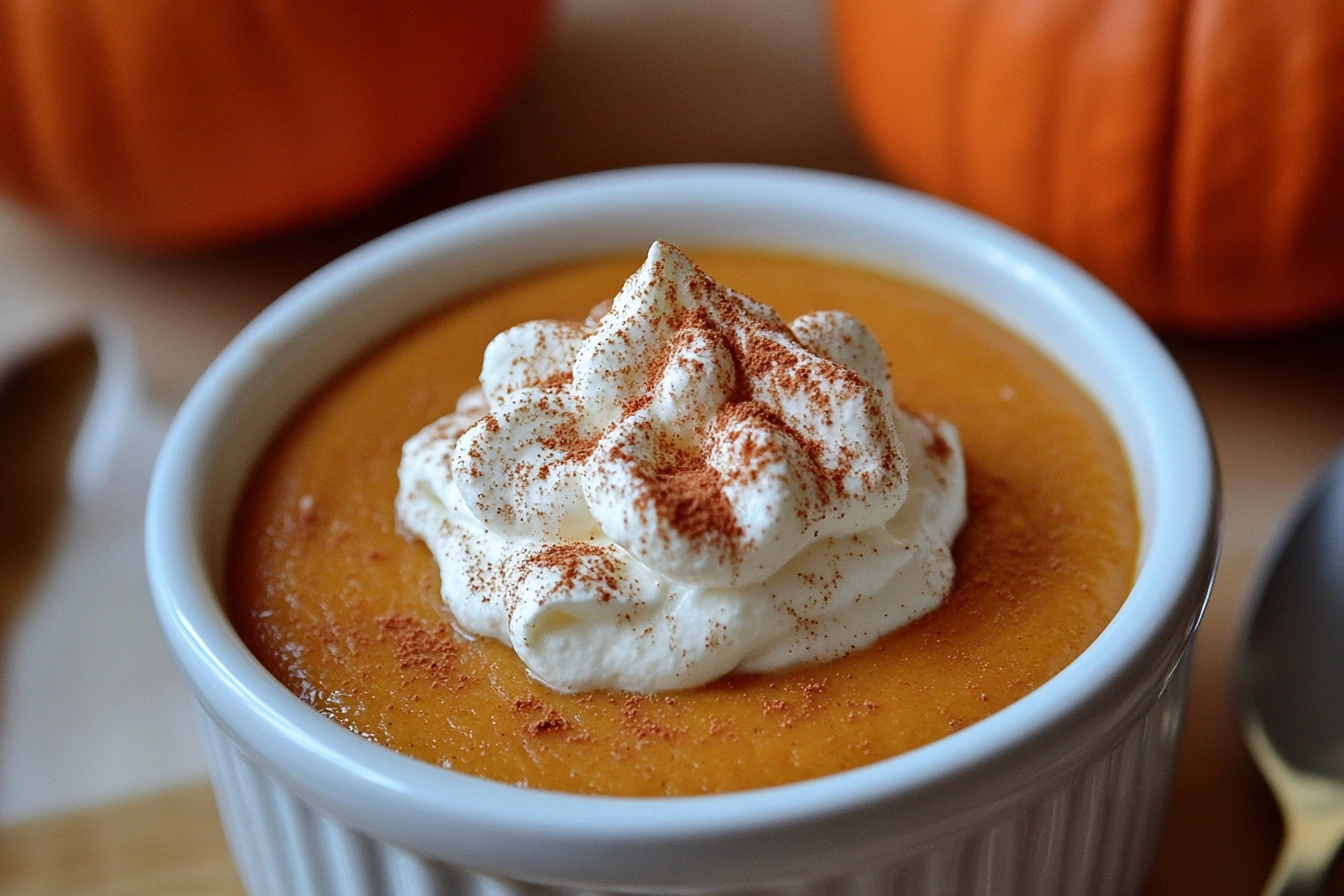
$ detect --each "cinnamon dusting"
[643,450,742,550]
[375,614,461,688]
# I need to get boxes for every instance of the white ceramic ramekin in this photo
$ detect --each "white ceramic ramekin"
[147,165,1218,896]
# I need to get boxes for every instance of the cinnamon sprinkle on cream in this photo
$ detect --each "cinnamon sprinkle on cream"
[395,240,967,693]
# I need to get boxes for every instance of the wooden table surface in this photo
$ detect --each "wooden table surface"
[2,2,1341,893]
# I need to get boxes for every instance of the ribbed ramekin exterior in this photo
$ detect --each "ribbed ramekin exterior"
[199,651,1190,896]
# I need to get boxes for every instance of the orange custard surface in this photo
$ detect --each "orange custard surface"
[229,251,1139,796]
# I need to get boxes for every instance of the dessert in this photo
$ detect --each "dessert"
[229,245,1139,796]
[395,242,967,693]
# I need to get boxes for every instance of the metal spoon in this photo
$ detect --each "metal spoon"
[1237,446,1344,896]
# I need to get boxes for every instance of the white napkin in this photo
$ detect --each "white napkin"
[0,314,206,823]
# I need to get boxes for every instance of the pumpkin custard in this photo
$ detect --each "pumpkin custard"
[230,245,1139,796]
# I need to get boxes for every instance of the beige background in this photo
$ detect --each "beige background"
[2,1,1343,893]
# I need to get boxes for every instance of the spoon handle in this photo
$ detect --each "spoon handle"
[1258,791,1344,896]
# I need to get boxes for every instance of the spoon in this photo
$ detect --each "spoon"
[1237,446,1344,896]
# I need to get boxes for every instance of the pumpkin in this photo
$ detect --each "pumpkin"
[831,0,1344,332]
[0,0,547,249]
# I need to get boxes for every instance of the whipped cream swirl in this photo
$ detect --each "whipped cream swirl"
[396,242,966,693]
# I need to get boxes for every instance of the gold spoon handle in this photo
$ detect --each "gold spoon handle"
[1244,718,1344,896]
[1258,782,1344,896]
[1261,820,1344,896]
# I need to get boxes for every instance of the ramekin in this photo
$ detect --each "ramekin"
[147,165,1218,896]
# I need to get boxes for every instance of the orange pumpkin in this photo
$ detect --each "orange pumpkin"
[0,0,547,249]
[831,0,1344,332]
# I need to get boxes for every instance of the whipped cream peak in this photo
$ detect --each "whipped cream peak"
[397,242,967,693]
